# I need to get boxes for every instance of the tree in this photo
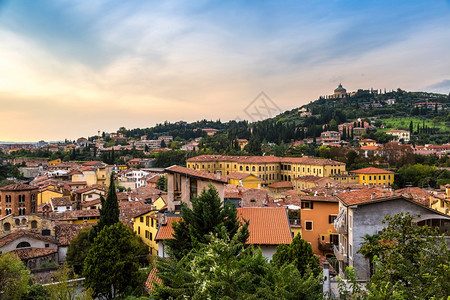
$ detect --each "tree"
[83,222,144,299]
[45,264,93,300]
[160,139,166,148]
[0,252,30,300]
[90,174,119,240]
[155,176,167,192]
[66,227,93,274]
[359,212,450,299]
[271,234,321,277]
[164,184,249,260]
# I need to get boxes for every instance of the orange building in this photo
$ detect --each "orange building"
[299,195,339,257]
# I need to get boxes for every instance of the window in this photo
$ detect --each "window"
[4,222,11,231]
[138,227,141,234]
[45,243,50,248]
[328,215,337,224]
[146,216,150,226]
[330,234,339,245]
[258,166,261,171]
[363,176,365,180]
[31,220,38,229]
[301,201,313,209]
[349,215,353,228]
[16,242,31,248]
[369,176,372,180]
[140,217,144,223]
[240,166,243,171]
[246,166,249,171]
[305,221,313,230]
[15,219,20,225]
[321,235,325,241]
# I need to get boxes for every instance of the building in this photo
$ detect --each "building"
[132,196,167,256]
[186,155,346,186]
[349,167,394,186]
[386,129,410,143]
[292,175,333,190]
[155,207,293,260]
[334,188,450,280]
[320,131,341,144]
[0,183,38,217]
[333,84,347,98]
[165,165,227,212]
[226,172,262,189]
[359,139,376,147]
[298,195,339,256]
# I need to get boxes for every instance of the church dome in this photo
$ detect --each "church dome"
[334,83,347,95]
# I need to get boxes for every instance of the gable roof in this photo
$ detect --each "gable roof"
[0,183,38,191]
[0,230,57,248]
[11,248,57,260]
[226,172,257,180]
[268,181,292,189]
[155,208,292,246]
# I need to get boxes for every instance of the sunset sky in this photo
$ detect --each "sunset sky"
[1,0,449,142]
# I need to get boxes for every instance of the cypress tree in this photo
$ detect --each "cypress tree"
[90,173,120,241]
[409,121,413,134]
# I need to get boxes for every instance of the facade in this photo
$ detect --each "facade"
[386,129,410,142]
[320,131,341,144]
[292,175,333,190]
[132,196,166,256]
[299,195,339,256]
[227,172,262,189]
[165,165,227,212]
[186,155,346,186]
[0,214,55,238]
[349,167,394,186]
[334,188,450,281]
[0,183,38,217]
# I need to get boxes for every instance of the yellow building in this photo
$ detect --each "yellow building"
[49,159,62,166]
[431,184,450,215]
[227,172,262,189]
[292,175,333,190]
[235,139,248,151]
[186,155,346,186]
[37,188,65,205]
[132,196,166,256]
[349,167,394,186]
[70,166,111,186]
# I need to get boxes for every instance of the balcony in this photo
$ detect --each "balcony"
[335,223,348,234]
[289,219,302,227]
[319,240,335,252]
[333,245,348,263]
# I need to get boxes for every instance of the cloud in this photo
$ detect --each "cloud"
[424,79,450,94]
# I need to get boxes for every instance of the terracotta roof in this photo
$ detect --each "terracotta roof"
[145,267,162,291]
[237,207,292,245]
[80,199,102,207]
[187,155,345,166]
[68,181,87,185]
[165,165,227,183]
[336,188,398,206]
[155,208,292,246]
[0,183,38,191]
[11,248,57,260]
[280,157,345,166]
[74,185,107,194]
[155,217,180,241]
[268,181,292,189]
[349,167,394,174]
[360,146,379,151]
[0,230,57,247]
[395,187,431,206]
[119,200,154,228]
[360,139,376,142]
[54,222,92,246]
[226,172,256,180]
[293,175,327,183]
[51,209,100,221]
[51,197,72,207]
[81,161,103,166]
[300,195,338,203]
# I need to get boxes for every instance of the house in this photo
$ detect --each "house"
[155,207,292,260]
[165,165,227,212]
[320,131,341,144]
[132,196,167,256]
[0,183,39,217]
[386,129,410,143]
[226,172,262,189]
[0,213,55,238]
[0,230,59,270]
[349,167,394,186]
[333,188,450,281]
[54,222,92,263]
[50,197,73,213]
[117,169,151,189]
[73,186,107,206]
[267,181,293,193]
[292,175,333,190]
[299,195,339,256]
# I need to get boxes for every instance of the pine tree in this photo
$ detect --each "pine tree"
[409,121,413,134]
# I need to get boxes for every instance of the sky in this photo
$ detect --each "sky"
[0,0,449,142]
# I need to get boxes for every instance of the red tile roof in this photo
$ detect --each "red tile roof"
[237,207,292,245]
[165,165,227,183]
[0,230,57,247]
[187,155,345,166]
[51,197,72,207]
[11,248,57,260]
[349,167,394,174]
[155,208,292,246]
[55,222,92,246]
[268,181,292,189]
[226,172,256,180]
[0,183,38,191]
[336,188,398,206]
[145,266,162,291]
[81,161,103,166]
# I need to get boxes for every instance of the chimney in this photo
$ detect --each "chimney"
[391,189,395,196]
[371,193,375,200]
[216,172,221,180]
[382,191,387,198]
[323,261,330,296]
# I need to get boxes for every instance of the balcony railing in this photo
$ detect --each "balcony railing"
[289,219,302,227]
[333,245,348,263]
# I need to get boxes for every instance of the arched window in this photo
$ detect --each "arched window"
[246,166,249,171]
[15,219,20,225]
[4,222,11,231]
[21,218,27,225]
[31,220,38,229]
[252,166,255,172]
[16,242,31,248]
